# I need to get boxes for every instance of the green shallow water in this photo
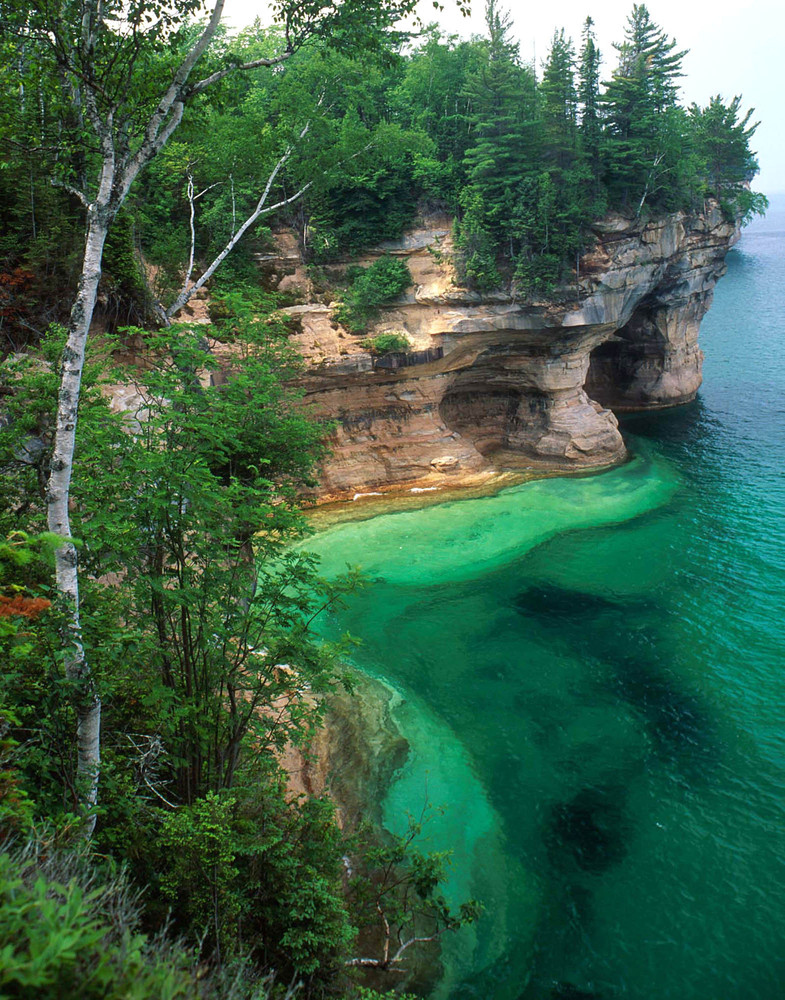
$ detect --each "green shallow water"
[303,203,785,1000]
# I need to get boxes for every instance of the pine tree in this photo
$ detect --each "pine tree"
[690,95,760,193]
[602,3,688,212]
[689,95,767,221]
[461,0,537,234]
[540,29,577,172]
[578,16,602,199]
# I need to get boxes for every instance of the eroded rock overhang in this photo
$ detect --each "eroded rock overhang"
[276,204,740,498]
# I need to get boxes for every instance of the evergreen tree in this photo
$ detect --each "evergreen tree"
[540,28,577,171]
[691,95,760,193]
[457,0,537,285]
[578,16,602,202]
[601,3,688,211]
[690,95,767,221]
[461,0,537,232]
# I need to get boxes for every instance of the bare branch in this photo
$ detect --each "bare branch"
[163,124,374,323]
[183,169,197,300]
[50,177,90,208]
[195,181,221,201]
[189,52,293,96]
[344,930,444,970]
[164,122,313,321]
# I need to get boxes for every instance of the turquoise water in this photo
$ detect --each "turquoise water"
[305,201,785,999]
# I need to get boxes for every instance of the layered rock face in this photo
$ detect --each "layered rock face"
[583,206,740,410]
[274,204,739,498]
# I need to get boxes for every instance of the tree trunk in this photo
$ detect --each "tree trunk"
[46,211,110,836]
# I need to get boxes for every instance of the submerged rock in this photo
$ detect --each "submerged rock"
[548,786,630,874]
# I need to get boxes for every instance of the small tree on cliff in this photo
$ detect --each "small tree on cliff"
[689,95,767,221]
[0,0,455,834]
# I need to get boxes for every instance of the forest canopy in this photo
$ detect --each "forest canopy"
[0,0,765,346]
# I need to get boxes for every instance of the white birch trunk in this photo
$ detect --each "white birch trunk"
[39,0,290,833]
[47,210,110,836]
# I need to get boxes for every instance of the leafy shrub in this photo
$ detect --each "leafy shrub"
[333,257,412,333]
[154,785,354,985]
[0,847,196,999]
[159,793,241,960]
[0,710,33,836]
[360,333,411,354]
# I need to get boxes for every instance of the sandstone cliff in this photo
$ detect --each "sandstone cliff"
[267,202,740,499]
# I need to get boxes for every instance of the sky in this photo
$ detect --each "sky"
[224,0,784,194]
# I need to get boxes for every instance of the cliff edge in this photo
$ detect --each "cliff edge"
[265,202,740,499]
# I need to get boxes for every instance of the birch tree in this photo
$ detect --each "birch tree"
[0,0,430,834]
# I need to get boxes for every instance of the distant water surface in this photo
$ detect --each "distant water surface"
[305,197,785,1000]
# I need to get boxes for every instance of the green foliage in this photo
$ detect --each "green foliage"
[0,306,355,814]
[601,4,690,211]
[236,788,354,980]
[347,809,482,971]
[0,849,196,999]
[0,530,68,835]
[360,333,411,354]
[159,792,241,957]
[511,172,584,297]
[454,192,501,291]
[334,257,412,333]
[540,28,577,171]
[727,187,768,226]
[100,212,151,326]
[578,16,602,185]
[689,95,767,223]
[154,783,355,982]
[459,0,539,256]
[0,709,34,836]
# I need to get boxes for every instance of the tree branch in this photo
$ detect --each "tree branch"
[189,52,293,96]
[122,0,227,185]
[164,122,313,321]
[50,177,90,208]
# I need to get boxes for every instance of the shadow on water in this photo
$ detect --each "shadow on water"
[618,396,709,445]
[513,583,650,620]
[516,982,606,1000]
[509,584,719,995]
[548,985,604,999]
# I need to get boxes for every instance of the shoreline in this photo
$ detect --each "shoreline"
[304,449,631,530]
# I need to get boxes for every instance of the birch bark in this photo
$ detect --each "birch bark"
[41,0,237,832]
[47,210,110,835]
[30,0,418,833]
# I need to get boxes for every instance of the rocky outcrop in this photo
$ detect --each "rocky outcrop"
[281,674,409,830]
[273,204,739,499]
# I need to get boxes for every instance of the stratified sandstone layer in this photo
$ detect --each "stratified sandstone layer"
[269,203,739,498]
